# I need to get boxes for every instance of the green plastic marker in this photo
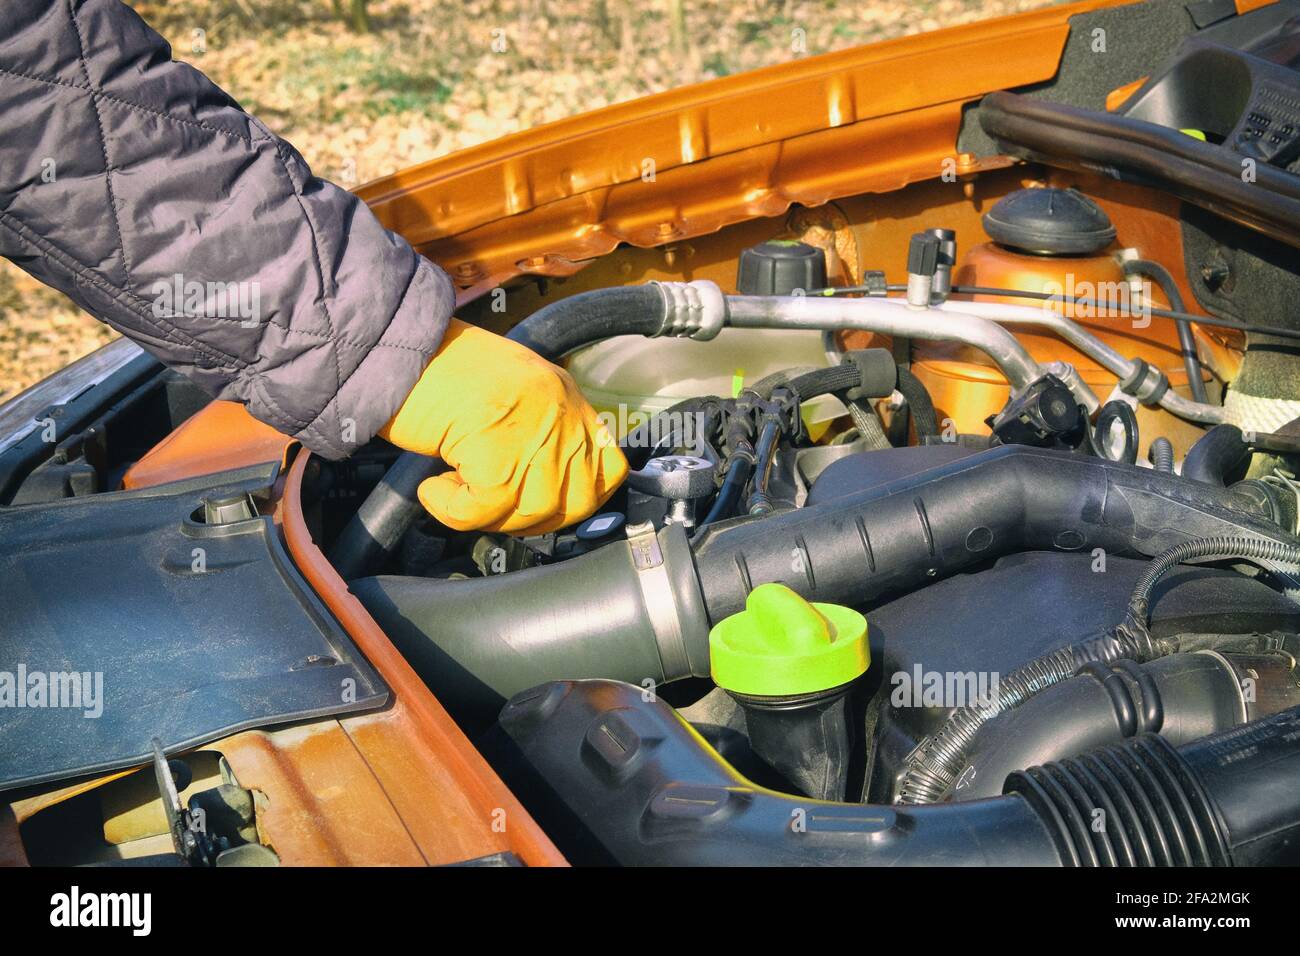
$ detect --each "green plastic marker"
[709,582,869,697]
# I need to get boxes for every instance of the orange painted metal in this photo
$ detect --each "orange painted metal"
[1105,76,1149,112]
[828,168,1232,449]
[261,451,565,866]
[919,244,1142,434]
[358,0,1136,294]
[1044,168,1244,397]
[7,443,564,866]
[924,241,1211,448]
[121,399,292,490]
[3,768,152,866]
[507,159,1231,453]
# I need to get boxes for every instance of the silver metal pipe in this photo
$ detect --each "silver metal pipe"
[1160,388,1228,424]
[661,280,1222,423]
[723,294,1048,396]
[927,298,1227,425]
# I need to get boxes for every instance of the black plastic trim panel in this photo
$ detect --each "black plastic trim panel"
[0,461,388,791]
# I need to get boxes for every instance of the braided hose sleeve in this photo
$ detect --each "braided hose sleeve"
[898,536,1300,805]
[845,398,893,451]
[1126,536,1300,631]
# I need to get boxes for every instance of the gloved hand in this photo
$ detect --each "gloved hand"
[379,319,627,534]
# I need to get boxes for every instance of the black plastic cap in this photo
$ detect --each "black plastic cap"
[575,511,625,542]
[736,240,828,296]
[983,187,1117,256]
[907,233,941,276]
[841,348,898,398]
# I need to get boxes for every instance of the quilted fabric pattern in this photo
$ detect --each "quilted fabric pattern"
[0,0,454,458]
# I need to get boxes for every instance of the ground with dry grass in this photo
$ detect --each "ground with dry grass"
[0,0,1059,400]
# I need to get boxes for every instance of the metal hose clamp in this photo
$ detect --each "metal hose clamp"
[653,280,727,341]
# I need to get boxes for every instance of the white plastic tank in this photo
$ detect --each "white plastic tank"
[565,328,846,439]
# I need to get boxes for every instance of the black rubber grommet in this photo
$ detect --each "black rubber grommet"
[1093,401,1139,465]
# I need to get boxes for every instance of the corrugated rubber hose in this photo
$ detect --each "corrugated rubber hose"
[897,535,1300,804]
[1148,435,1175,473]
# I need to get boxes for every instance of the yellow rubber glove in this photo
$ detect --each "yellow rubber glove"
[379,319,627,535]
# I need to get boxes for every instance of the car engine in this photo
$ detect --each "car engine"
[301,178,1300,864]
[6,0,1300,870]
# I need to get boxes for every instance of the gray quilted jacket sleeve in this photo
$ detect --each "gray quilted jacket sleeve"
[0,0,454,459]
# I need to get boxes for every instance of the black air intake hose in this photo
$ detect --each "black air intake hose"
[687,444,1294,621]
[495,679,1300,866]
[353,446,1298,718]
[1006,706,1300,867]
[351,522,711,725]
[898,534,1300,804]
[953,651,1300,800]
[896,610,1168,805]
[1182,424,1251,486]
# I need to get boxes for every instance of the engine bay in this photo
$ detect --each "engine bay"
[314,174,1300,864]
[6,0,1300,869]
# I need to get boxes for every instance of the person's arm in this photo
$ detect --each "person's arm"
[1,0,626,531]
[0,0,451,460]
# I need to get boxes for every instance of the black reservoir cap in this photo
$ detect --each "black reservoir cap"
[736,240,828,295]
[983,187,1116,256]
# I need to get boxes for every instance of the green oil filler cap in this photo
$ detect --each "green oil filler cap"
[709,583,869,697]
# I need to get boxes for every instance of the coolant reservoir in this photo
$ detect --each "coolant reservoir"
[565,328,844,439]
[918,241,1200,437]
[907,187,1209,442]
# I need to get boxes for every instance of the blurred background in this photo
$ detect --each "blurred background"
[0,0,1059,400]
